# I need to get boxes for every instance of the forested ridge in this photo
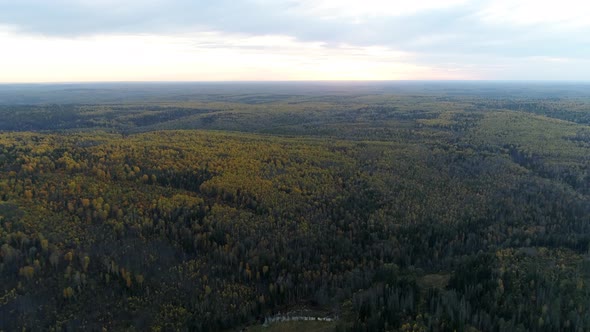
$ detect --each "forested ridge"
[0,83,589,331]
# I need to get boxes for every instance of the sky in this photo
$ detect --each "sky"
[0,0,589,82]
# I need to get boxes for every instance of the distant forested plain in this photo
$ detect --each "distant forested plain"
[0,82,589,331]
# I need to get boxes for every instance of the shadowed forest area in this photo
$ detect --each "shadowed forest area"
[0,82,589,331]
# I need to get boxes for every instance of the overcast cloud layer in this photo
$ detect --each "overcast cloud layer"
[0,0,589,81]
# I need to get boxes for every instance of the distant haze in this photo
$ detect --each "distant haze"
[0,0,589,82]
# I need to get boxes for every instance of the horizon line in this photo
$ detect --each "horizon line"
[1,79,590,85]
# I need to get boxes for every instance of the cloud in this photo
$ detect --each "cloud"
[290,0,469,19]
[477,0,590,27]
[0,28,457,82]
[1,1,587,56]
[0,0,286,36]
[0,0,588,81]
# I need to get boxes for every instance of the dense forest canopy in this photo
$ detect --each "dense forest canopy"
[0,82,589,331]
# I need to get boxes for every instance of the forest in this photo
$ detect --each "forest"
[0,82,589,331]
